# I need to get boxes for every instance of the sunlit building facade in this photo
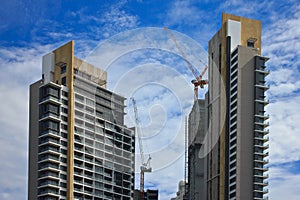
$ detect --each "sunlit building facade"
[206,13,270,200]
[28,41,135,200]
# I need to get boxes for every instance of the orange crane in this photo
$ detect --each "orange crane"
[131,97,152,200]
[164,27,208,101]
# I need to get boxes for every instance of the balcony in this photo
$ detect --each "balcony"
[255,83,270,90]
[38,146,60,155]
[254,166,269,172]
[37,189,60,198]
[38,154,60,163]
[255,68,270,75]
[39,137,60,147]
[38,180,59,188]
[38,171,59,180]
[254,136,269,143]
[39,96,61,106]
[39,130,60,138]
[255,121,269,128]
[255,98,269,105]
[254,158,269,164]
[254,129,269,135]
[74,171,83,177]
[254,197,269,200]
[254,173,269,179]
[254,143,269,150]
[254,151,269,158]
[255,114,269,119]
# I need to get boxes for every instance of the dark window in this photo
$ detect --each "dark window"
[61,65,67,74]
[60,174,67,180]
[39,103,59,117]
[62,107,68,114]
[61,132,68,139]
[61,116,68,122]
[61,123,68,131]
[62,91,68,97]
[61,77,66,86]
[247,41,255,47]
[40,86,60,100]
[39,120,59,132]
[63,99,68,106]
[61,141,68,147]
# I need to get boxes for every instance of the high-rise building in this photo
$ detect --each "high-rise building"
[187,13,269,200]
[188,100,206,200]
[28,41,135,200]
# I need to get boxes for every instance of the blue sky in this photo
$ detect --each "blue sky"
[0,0,300,199]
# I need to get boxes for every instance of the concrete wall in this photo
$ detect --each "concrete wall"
[208,27,222,200]
[188,100,206,200]
[28,80,42,200]
[236,46,259,199]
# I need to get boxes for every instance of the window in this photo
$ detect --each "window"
[62,107,68,114]
[247,38,256,48]
[247,41,254,47]
[62,99,68,106]
[62,91,68,97]
[40,86,60,100]
[61,76,66,86]
[61,65,67,74]
[61,124,68,130]
[39,103,59,117]
[61,140,68,147]
[61,148,67,155]
[39,120,59,132]
[60,174,67,180]
[60,157,67,163]
[61,116,68,122]
[61,132,68,139]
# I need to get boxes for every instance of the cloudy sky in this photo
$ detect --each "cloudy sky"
[1,0,300,199]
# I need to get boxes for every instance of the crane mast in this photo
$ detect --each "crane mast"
[131,98,152,200]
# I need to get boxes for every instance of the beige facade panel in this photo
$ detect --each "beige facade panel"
[53,41,75,200]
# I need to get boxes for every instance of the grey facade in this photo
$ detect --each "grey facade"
[28,41,135,200]
[188,100,206,200]
[226,46,269,200]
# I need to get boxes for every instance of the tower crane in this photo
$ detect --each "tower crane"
[164,27,208,101]
[131,97,152,200]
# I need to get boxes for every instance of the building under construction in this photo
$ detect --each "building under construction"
[187,13,269,200]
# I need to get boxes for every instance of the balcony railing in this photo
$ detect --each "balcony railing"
[255,99,270,105]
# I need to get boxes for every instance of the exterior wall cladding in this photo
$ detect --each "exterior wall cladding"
[188,100,206,200]
[28,41,135,200]
[188,13,269,200]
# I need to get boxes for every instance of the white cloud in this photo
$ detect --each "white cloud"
[0,44,57,199]
[263,4,300,68]
[267,95,300,164]
[164,0,203,27]
[220,0,275,15]
[79,1,139,39]
[269,165,300,200]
